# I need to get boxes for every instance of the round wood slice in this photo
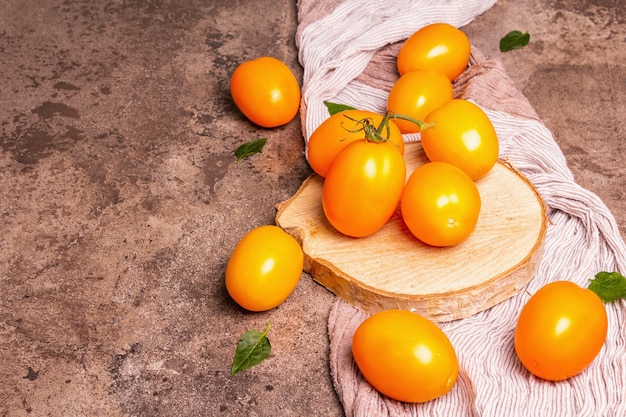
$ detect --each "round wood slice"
[275,143,548,322]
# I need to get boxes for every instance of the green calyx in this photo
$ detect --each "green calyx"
[341,112,435,144]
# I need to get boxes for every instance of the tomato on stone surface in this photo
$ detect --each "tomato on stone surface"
[401,161,481,247]
[322,139,405,238]
[307,109,404,178]
[386,70,454,134]
[420,99,499,181]
[352,309,458,403]
[514,281,608,381]
[397,22,471,81]
[230,56,300,128]
[225,225,303,312]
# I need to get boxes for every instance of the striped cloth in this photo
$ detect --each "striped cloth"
[296,1,626,416]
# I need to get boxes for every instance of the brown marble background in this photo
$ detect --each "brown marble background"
[0,0,624,416]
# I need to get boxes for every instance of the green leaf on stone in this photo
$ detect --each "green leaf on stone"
[235,138,267,161]
[231,323,272,375]
[499,30,530,52]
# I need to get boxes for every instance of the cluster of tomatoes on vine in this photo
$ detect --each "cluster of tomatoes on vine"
[309,23,499,248]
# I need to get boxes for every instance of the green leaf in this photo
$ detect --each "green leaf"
[588,271,626,303]
[324,101,356,116]
[231,323,271,375]
[234,138,267,161]
[500,30,530,52]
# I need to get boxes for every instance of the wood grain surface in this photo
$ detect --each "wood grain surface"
[276,143,548,321]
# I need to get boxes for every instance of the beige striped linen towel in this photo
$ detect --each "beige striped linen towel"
[295,1,626,416]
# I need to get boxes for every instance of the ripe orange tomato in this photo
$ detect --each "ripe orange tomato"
[401,161,481,247]
[397,23,471,81]
[230,56,301,128]
[225,225,303,311]
[307,110,404,178]
[514,281,608,381]
[386,70,453,134]
[420,99,499,180]
[322,140,405,238]
[352,309,458,403]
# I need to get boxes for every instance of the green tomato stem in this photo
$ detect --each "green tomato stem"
[387,113,436,131]
[340,112,435,144]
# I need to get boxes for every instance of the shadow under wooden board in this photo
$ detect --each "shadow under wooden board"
[276,143,548,322]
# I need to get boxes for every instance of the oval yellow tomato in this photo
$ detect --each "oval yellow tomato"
[230,57,300,128]
[401,161,481,247]
[397,23,471,81]
[514,281,608,381]
[386,70,454,134]
[225,225,303,311]
[322,140,405,238]
[307,110,404,178]
[352,309,458,403]
[421,99,499,181]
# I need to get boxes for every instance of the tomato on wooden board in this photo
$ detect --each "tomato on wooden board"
[401,161,481,247]
[307,110,404,178]
[386,70,454,134]
[420,99,499,181]
[397,23,471,81]
[352,309,458,403]
[225,225,303,311]
[230,56,300,128]
[322,139,406,238]
[514,281,608,381]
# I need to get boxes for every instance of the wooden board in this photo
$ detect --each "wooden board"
[275,143,548,322]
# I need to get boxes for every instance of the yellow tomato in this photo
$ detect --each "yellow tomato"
[515,281,608,381]
[230,57,300,128]
[386,70,454,134]
[421,99,499,181]
[401,161,481,247]
[225,225,303,311]
[352,309,458,403]
[397,23,471,81]
[322,140,406,238]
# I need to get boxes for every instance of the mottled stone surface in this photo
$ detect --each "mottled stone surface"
[0,0,624,416]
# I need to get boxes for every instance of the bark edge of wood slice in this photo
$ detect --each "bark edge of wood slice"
[276,143,548,322]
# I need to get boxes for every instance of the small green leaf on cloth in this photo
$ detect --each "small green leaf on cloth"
[324,101,356,116]
[588,271,626,303]
[235,138,267,161]
[231,323,272,375]
[499,30,530,52]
